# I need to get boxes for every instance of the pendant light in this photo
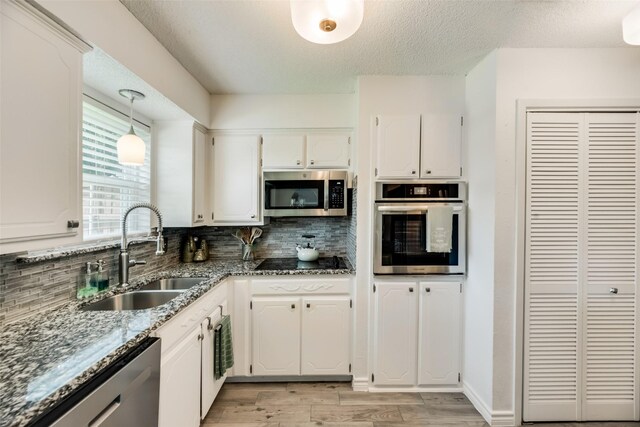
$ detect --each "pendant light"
[116,89,146,166]
[623,3,640,45]
[290,0,364,44]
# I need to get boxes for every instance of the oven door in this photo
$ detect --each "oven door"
[374,203,466,275]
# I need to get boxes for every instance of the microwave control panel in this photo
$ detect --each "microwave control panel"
[329,180,345,209]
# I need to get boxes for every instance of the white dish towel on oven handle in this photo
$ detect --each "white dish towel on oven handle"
[426,205,453,253]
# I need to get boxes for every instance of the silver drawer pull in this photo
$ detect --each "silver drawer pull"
[609,287,619,294]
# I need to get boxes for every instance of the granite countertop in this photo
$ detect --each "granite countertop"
[0,258,354,427]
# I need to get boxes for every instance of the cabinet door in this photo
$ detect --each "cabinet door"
[262,134,305,169]
[420,114,462,178]
[0,2,85,252]
[201,303,226,419]
[211,135,261,224]
[192,126,207,225]
[301,297,351,375]
[158,327,201,427]
[375,115,420,179]
[418,282,461,385]
[251,297,301,376]
[373,282,417,385]
[306,134,350,169]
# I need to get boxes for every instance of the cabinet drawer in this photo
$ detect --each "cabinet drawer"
[251,277,351,295]
[155,281,228,354]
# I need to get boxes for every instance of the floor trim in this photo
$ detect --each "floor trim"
[463,381,517,427]
[351,376,369,391]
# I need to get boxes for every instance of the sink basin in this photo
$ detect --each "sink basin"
[139,277,207,291]
[80,291,183,311]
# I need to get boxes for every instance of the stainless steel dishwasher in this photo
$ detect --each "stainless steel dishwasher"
[34,338,161,427]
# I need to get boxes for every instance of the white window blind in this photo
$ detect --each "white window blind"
[82,97,151,240]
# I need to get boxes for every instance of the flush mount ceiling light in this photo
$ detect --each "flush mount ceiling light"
[290,0,364,44]
[623,3,640,45]
[116,89,146,166]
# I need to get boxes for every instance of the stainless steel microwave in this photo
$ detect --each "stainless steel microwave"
[373,182,466,275]
[263,171,348,217]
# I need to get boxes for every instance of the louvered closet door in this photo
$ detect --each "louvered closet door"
[524,112,583,422]
[583,113,639,421]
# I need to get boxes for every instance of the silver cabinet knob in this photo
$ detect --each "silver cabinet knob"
[425,287,431,293]
[67,220,80,229]
[609,287,619,294]
[409,287,414,293]
[251,214,256,219]
[296,160,301,165]
[424,170,432,175]
[306,303,311,308]
[291,304,296,309]
[411,170,416,175]
[310,160,315,165]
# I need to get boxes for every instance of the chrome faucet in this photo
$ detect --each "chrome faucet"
[119,203,165,287]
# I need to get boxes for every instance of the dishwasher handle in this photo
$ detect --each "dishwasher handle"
[88,396,121,427]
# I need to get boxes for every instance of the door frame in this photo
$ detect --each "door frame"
[515,99,640,425]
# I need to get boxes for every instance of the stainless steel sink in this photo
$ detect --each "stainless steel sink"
[139,277,207,291]
[80,291,183,311]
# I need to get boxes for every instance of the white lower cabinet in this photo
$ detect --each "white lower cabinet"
[373,283,418,385]
[373,281,462,388]
[245,276,353,378]
[251,297,301,376]
[156,281,229,426]
[158,327,201,427]
[301,297,351,375]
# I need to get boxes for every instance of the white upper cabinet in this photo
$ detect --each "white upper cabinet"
[262,134,305,169]
[420,114,462,178]
[210,134,261,224]
[157,122,208,227]
[262,132,351,170]
[306,134,350,169]
[376,115,421,179]
[375,114,462,180]
[0,1,91,254]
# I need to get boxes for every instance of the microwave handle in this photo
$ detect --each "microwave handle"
[377,205,463,213]
[324,180,329,211]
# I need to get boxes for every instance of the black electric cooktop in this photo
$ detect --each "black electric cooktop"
[256,256,348,271]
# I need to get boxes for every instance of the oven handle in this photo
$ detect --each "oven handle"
[376,205,464,213]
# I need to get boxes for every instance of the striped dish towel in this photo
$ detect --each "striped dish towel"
[214,314,234,379]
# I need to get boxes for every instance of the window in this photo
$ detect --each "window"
[82,96,151,240]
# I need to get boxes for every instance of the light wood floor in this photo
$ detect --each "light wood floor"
[202,382,639,426]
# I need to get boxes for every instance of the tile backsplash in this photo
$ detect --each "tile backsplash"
[0,229,183,326]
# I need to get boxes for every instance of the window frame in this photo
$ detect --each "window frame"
[81,86,156,243]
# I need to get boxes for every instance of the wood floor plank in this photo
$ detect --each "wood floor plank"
[287,382,352,391]
[280,423,374,427]
[215,405,311,423]
[214,388,262,405]
[201,422,278,427]
[399,404,485,422]
[374,422,489,427]
[420,392,472,406]
[256,390,340,405]
[311,405,403,422]
[339,391,423,405]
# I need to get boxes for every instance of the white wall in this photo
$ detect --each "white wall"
[354,76,465,385]
[210,94,355,129]
[40,0,210,125]
[463,52,497,418]
[473,47,640,423]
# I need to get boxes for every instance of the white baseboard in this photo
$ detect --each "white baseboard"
[491,410,517,426]
[463,381,493,424]
[351,377,369,392]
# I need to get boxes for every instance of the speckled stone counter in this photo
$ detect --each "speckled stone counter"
[0,258,354,427]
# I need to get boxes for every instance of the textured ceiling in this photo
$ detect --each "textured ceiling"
[120,0,639,94]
